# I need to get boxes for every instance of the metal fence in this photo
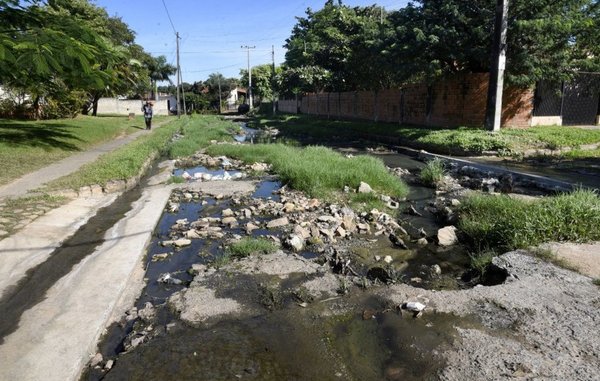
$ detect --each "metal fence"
[533,73,600,125]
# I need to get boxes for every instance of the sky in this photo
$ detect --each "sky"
[93,0,409,84]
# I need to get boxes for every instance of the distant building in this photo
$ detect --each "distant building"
[226,87,246,110]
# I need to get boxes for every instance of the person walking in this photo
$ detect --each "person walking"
[141,101,153,130]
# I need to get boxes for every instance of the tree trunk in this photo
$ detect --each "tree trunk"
[32,96,41,120]
[92,93,101,116]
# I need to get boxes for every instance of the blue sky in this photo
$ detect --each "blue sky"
[93,0,408,84]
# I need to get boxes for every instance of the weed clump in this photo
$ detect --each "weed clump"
[227,237,278,259]
[419,158,446,188]
[459,189,600,253]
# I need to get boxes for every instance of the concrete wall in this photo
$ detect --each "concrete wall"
[96,98,170,116]
[283,73,534,128]
[531,116,562,126]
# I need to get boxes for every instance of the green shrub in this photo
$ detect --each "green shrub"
[419,158,446,187]
[227,237,278,259]
[459,189,600,252]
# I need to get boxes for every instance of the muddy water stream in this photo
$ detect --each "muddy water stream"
[82,126,511,380]
[99,295,478,381]
[84,166,476,381]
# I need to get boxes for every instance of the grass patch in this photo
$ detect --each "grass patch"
[1,193,67,210]
[348,192,388,213]
[250,114,600,156]
[529,247,579,272]
[419,158,446,187]
[211,253,232,268]
[0,115,167,186]
[206,143,408,200]
[226,237,278,259]
[468,251,496,275]
[43,116,235,191]
[168,115,238,158]
[560,147,600,159]
[593,278,600,286]
[459,189,600,253]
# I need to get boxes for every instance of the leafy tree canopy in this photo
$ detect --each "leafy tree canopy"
[282,0,600,91]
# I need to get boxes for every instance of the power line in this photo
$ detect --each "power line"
[160,0,177,35]
[183,63,245,73]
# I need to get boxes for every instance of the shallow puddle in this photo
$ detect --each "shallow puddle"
[96,295,472,381]
[173,166,242,180]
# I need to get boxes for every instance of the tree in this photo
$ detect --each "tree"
[280,0,600,93]
[0,0,162,118]
[240,64,277,104]
[284,1,393,91]
[146,55,176,100]
[386,0,600,86]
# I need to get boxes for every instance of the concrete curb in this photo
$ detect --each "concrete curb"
[394,145,576,192]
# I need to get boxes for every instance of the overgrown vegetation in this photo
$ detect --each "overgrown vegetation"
[43,116,232,191]
[0,115,166,186]
[250,115,600,157]
[226,237,278,259]
[206,143,408,200]
[420,158,446,188]
[459,189,600,253]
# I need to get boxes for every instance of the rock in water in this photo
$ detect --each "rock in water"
[266,217,289,228]
[437,226,458,246]
[389,233,409,249]
[158,273,183,285]
[285,235,304,252]
[401,301,426,318]
[367,267,393,283]
[406,204,422,216]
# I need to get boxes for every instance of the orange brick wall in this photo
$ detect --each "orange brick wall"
[287,73,533,128]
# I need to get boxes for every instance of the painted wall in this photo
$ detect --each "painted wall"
[96,98,170,116]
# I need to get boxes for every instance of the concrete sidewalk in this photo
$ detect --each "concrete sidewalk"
[0,183,173,381]
[0,119,171,200]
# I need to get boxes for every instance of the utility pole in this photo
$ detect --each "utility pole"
[176,32,181,118]
[179,68,187,115]
[484,0,509,132]
[218,73,222,114]
[271,45,276,115]
[241,45,256,110]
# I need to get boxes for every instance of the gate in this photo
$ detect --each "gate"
[562,74,600,125]
[534,73,600,126]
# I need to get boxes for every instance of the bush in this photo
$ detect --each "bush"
[459,189,600,252]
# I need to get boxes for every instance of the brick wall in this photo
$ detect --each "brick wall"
[282,73,533,128]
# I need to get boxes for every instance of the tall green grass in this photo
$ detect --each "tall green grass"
[459,189,600,252]
[206,143,409,199]
[419,158,446,187]
[44,116,234,190]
